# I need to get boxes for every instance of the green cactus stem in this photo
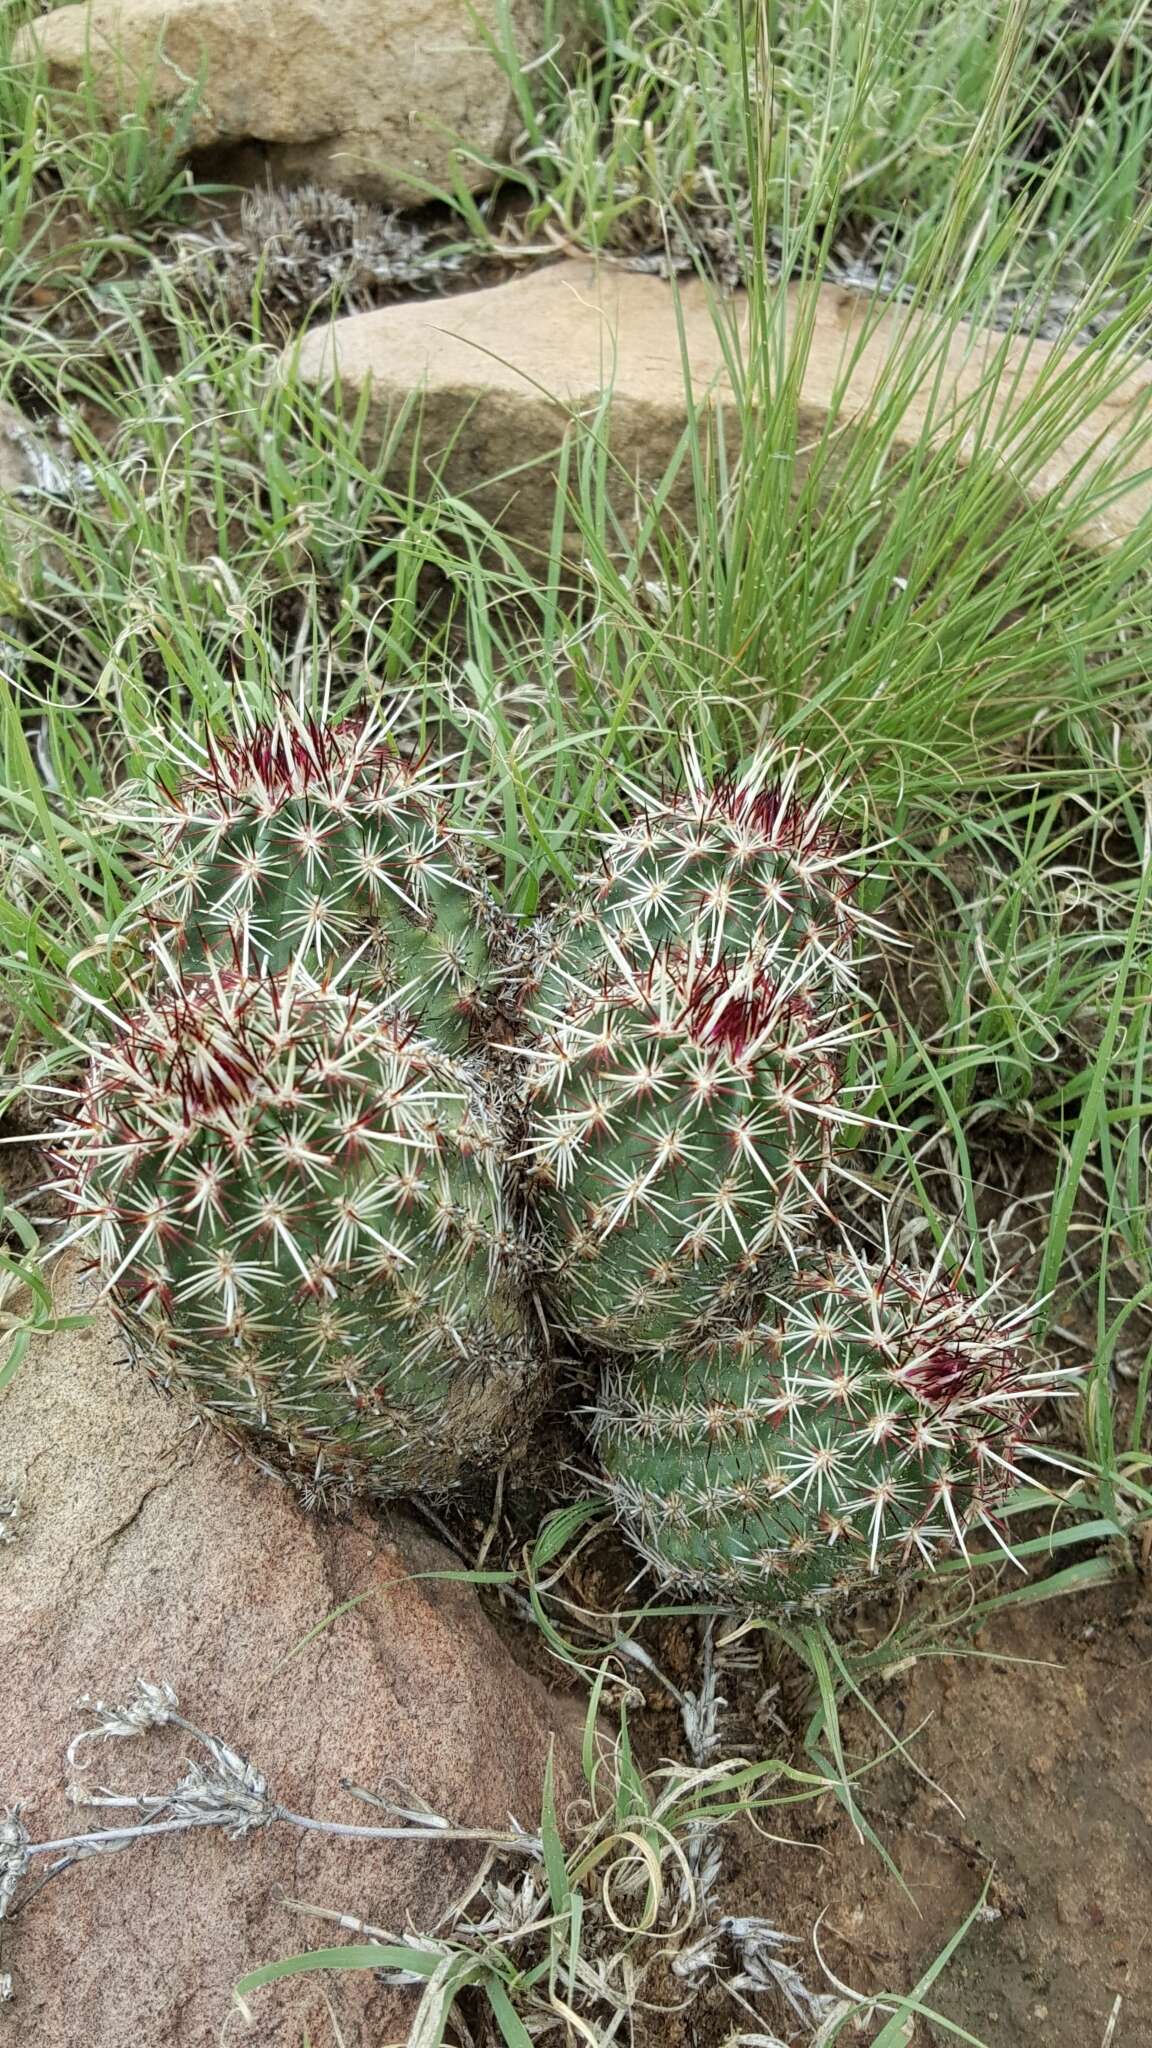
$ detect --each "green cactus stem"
[56,964,542,1500]
[523,949,857,1350]
[596,1249,1069,1609]
[115,701,498,1050]
[515,747,881,1024]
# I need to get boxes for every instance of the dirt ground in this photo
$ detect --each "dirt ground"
[783,1580,1151,2047]
[645,1574,1152,2048]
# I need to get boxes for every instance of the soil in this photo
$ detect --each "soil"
[618,1572,1152,2048]
[454,1425,1152,2048]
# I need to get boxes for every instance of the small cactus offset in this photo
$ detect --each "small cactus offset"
[595,1250,1066,1609]
[119,702,498,1050]
[57,965,540,1500]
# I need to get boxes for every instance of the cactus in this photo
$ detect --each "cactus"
[595,1250,1064,1609]
[57,964,541,1500]
[517,749,874,1024]
[523,947,856,1350]
[518,754,877,1350]
[121,702,497,1051]
[59,714,1061,1610]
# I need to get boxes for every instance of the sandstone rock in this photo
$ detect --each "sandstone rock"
[290,259,1152,552]
[15,0,552,204]
[0,1268,581,2046]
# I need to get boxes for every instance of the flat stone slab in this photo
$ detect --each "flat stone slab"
[0,1266,581,2046]
[291,259,1152,551]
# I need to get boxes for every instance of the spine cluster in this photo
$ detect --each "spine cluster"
[58,708,1064,1598]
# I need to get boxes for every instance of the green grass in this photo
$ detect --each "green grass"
[1,1,1151,2040]
[449,0,1152,293]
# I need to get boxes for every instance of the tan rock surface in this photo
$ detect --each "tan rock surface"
[0,1268,581,2046]
[15,0,550,203]
[291,259,1152,550]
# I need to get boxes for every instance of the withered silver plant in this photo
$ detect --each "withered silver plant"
[0,1676,542,1993]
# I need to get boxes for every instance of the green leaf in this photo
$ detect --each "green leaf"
[235,1943,438,2000]
[796,1623,912,1899]
[531,1499,605,1570]
[540,1742,570,1917]
[0,1329,28,1396]
[484,1977,534,2048]
[1037,834,1152,1322]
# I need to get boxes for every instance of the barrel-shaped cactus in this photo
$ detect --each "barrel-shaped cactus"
[523,947,855,1350]
[517,749,874,1025]
[595,1251,1060,1609]
[516,753,877,1350]
[123,703,497,1050]
[58,965,540,1499]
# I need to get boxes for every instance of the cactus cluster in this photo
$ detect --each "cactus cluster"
[58,703,1062,1603]
[514,758,1063,1606]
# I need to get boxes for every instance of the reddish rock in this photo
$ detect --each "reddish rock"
[0,1267,582,2046]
